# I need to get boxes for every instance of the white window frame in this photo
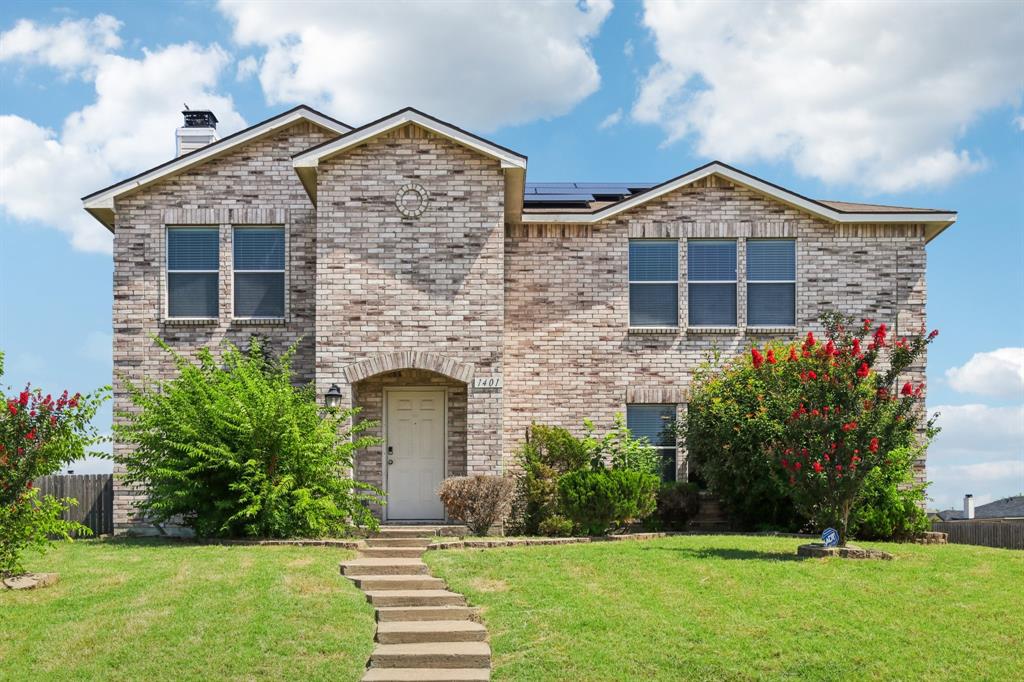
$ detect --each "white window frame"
[231,225,286,321]
[166,225,219,321]
[628,239,679,329]
[746,239,797,328]
[687,239,737,328]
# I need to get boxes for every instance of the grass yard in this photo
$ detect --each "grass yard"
[0,539,375,682]
[426,535,1024,681]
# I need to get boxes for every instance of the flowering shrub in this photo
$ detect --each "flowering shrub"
[115,338,383,538]
[0,351,109,575]
[685,313,935,542]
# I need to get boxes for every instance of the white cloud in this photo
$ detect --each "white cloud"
[218,0,612,130]
[235,54,258,81]
[633,1,1024,193]
[927,403,1024,508]
[945,348,1024,399]
[1,25,245,253]
[0,14,122,75]
[1016,115,1024,131]
[598,109,622,131]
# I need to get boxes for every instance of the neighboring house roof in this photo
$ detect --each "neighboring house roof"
[291,107,528,204]
[937,496,1024,521]
[520,161,957,242]
[81,105,352,231]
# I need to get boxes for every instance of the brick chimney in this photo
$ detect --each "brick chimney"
[964,494,975,520]
[176,109,219,156]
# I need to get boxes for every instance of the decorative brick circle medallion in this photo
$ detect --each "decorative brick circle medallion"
[395,183,429,218]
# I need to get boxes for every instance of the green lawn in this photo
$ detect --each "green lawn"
[426,535,1024,681]
[0,539,374,682]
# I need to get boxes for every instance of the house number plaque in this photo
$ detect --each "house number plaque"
[473,376,503,390]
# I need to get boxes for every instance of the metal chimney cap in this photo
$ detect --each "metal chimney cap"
[182,110,219,128]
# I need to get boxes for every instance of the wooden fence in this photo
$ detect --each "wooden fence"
[931,520,1024,550]
[33,474,114,537]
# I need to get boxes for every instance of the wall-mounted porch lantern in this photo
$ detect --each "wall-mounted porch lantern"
[324,383,343,408]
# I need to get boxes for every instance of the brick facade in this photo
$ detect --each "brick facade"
[105,115,931,533]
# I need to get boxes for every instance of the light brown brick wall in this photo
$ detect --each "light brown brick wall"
[110,121,337,533]
[313,124,506,491]
[503,176,928,481]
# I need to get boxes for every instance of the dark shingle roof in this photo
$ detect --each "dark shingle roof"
[937,496,1024,521]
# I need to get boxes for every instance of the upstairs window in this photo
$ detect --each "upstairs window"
[688,240,737,326]
[233,227,285,319]
[747,240,796,326]
[167,227,219,319]
[629,240,678,327]
[626,404,677,482]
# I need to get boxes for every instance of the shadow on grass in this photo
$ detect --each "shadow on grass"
[638,546,806,562]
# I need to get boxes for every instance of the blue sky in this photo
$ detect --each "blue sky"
[1,0,1022,510]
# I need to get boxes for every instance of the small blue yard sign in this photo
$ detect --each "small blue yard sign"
[822,528,840,548]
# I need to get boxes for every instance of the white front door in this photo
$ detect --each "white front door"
[386,389,446,520]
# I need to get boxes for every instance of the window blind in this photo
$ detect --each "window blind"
[234,227,285,318]
[629,240,678,327]
[626,404,678,482]
[167,227,218,318]
[747,240,795,326]
[688,240,737,326]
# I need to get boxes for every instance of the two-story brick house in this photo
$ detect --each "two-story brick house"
[82,106,955,533]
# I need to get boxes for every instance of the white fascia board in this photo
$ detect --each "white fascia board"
[292,110,527,170]
[520,163,956,227]
[82,108,350,213]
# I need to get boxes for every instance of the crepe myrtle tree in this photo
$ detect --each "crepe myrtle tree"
[0,351,110,575]
[752,313,938,545]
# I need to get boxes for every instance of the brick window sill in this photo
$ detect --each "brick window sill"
[628,326,679,335]
[232,318,287,326]
[747,326,798,335]
[162,318,218,326]
[686,326,740,334]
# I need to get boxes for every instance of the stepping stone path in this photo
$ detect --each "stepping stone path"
[341,526,490,682]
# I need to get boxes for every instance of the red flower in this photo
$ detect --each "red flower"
[914,384,924,397]
[25,429,37,441]
[50,415,58,426]
[842,421,858,432]
[781,458,789,469]
[862,318,873,331]
[805,331,816,347]
[18,390,30,407]
[901,382,913,396]
[767,349,777,364]
[6,400,16,416]
[812,461,823,473]
[807,370,817,380]
[825,339,837,356]
[836,464,843,472]
[928,329,939,339]
[869,437,879,453]
[873,323,887,348]
[751,347,764,369]
[794,461,802,471]
[856,362,869,379]
[852,338,861,356]
[788,347,799,362]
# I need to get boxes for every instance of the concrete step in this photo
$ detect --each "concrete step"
[376,606,474,622]
[362,668,490,681]
[376,620,487,645]
[366,538,434,548]
[353,575,446,591]
[361,547,428,559]
[370,642,491,669]
[372,525,468,538]
[367,590,466,608]
[341,559,428,577]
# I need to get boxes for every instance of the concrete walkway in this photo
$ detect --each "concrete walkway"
[341,526,490,682]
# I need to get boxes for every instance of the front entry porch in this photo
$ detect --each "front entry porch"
[352,368,468,522]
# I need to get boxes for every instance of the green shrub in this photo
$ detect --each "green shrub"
[652,481,700,531]
[115,338,383,538]
[438,475,516,536]
[538,514,575,537]
[511,424,590,535]
[1,350,109,575]
[558,468,658,536]
[852,446,929,540]
[585,414,662,475]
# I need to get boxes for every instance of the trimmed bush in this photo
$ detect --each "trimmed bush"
[558,468,658,536]
[438,475,516,536]
[653,481,700,531]
[537,514,575,537]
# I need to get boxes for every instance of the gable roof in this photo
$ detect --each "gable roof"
[520,161,957,242]
[940,496,1024,521]
[291,107,527,202]
[81,105,351,231]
